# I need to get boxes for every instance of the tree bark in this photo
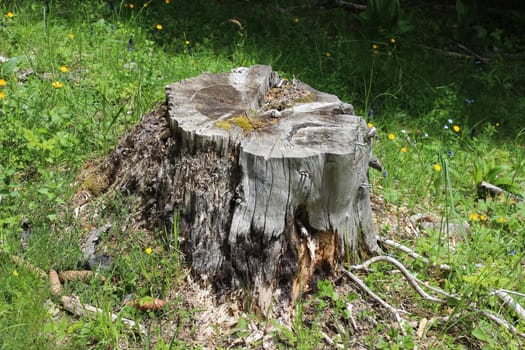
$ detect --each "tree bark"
[103,65,379,315]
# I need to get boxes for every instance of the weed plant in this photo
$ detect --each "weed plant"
[0,1,524,349]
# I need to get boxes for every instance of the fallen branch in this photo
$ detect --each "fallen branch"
[477,309,525,339]
[456,43,490,64]
[491,289,525,322]
[350,255,445,304]
[480,181,523,202]
[61,294,146,335]
[377,236,452,271]
[332,0,367,12]
[342,268,409,335]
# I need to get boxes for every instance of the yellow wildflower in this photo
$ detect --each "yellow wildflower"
[293,17,300,23]
[145,247,153,255]
[13,269,19,277]
[372,44,378,49]
[68,33,75,39]
[388,133,395,140]
[497,217,506,223]
[470,213,479,221]
[156,24,163,30]
[59,66,68,73]
[0,78,6,87]
[480,214,487,222]
[129,3,135,9]
[165,0,171,3]
[433,163,442,172]
[367,122,374,128]
[325,52,331,57]
[453,125,460,133]
[0,91,5,99]
[390,37,396,44]
[373,50,379,55]
[6,12,14,18]
[401,147,407,153]
[185,40,191,45]
[52,81,63,89]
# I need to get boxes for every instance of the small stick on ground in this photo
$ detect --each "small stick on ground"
[342,268,409,335]
[378,236,452,271]
[350,255,445,304]
[491,289,525,322]
[61,294,147,335]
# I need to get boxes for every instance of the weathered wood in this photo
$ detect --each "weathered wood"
[103,65,379,315]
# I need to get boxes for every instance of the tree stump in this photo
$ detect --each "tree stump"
[103,65,379,315]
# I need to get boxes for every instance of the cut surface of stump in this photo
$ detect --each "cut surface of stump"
[103,65,379,316]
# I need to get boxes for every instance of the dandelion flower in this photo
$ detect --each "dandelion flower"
[68,33,74,39]
[325,52,331,57]
[390,37,396,43]
[59,66,68,73]
[145,247,153,255]
[401,147,407,153]
[388,133,395,140]
[433,163,442,172]
[185,40,191,45]
[293,17,300,23]
[52,81,63,89]
[165,0,171,3]
[367,122,374,128]
[6,12,14,18]
[497,217,506,223]
[372,44,378,49]
[13,269,19,277]
[453,125,460,133]
[156,24,163,30]
[0,79,6,87]
[129,3,135,9]
[480,214,487,222]
[0,91,5,99]
[470,213,479,221]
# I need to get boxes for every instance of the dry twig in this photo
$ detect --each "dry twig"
[378,236,452,271]
[342,268,409,335]
[491,289,525,322]
[61,294,146,335]
[350,255,445,304]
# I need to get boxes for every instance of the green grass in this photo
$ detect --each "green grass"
[1,1,524,349]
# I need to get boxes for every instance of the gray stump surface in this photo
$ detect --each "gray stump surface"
[104,65,379,315]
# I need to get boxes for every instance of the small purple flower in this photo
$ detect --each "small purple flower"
[447,150,454,158]
[510,250,516,256]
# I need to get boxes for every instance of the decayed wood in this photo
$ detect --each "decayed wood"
[102,65,379,314]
